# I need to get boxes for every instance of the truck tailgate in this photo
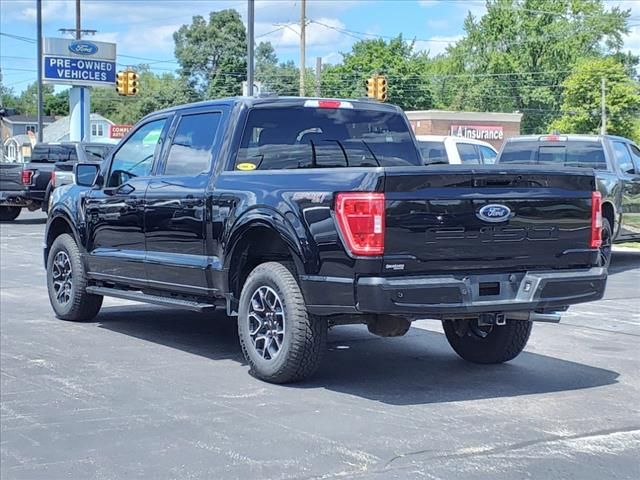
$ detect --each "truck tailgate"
[0,163,25,192]
[383,167,597,274]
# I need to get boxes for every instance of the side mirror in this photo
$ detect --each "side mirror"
[74,163,101,187]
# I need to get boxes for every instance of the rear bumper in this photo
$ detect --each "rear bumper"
[0,190,30,207]
[301,267,607,318]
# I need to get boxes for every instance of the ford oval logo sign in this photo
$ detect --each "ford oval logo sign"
[477,204,513,223]
[68,41,98,55]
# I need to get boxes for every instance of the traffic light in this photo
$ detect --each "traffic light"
[366,77,377,99]
[116,70,128,96]
[376,76,388,102]
[127,70,139,96]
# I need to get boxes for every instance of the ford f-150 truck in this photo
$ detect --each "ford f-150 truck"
[45,97,607,383]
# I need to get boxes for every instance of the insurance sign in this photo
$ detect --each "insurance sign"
[43,38,117,87]
[450,125,504,141]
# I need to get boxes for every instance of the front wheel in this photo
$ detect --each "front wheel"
[442,318,532,364]
[237,262,327,383]
[0,206,21,222]
[47,233,103,321]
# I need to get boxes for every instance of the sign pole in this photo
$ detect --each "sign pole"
[69,0,90,142]
[36,0,44,143]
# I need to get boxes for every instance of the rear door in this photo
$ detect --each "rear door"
[144,109,224,294]
[383,168,597,274]
[85,117,170,284]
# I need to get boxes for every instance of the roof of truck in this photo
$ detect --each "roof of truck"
[505,134,633,143]
[150,96,402,118]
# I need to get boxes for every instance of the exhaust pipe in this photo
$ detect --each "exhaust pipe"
[508,311,561,323]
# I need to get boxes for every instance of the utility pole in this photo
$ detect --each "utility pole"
[600,77,606,135]
[315,57,322,97]
[299,0,306,97]
[36,0,43,142]
[247,0,255,96]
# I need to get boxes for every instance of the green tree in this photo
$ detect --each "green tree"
[173,9,246,99]
[91,67,193,124]
[551,57,640,137]
[320,36,433,110]
[433,0,631,133]
[254,41,300,96]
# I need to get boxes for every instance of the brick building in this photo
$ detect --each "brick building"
[405,110,523,150]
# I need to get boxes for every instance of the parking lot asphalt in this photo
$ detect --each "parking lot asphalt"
[1,211,639,480]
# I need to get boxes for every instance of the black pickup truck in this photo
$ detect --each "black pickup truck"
[497,134,640,262]
[45,97,607,383]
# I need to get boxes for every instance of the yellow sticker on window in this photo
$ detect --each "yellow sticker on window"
[236,163,257,171]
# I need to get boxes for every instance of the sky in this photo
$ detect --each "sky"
[1,0,639,94]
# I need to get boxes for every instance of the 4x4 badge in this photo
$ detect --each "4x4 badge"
[477,204,513,223]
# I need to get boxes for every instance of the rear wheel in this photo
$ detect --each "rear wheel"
[0,206,21,222]
[237,262,327,383]
[442,318,532,364]
[47,233,103,321]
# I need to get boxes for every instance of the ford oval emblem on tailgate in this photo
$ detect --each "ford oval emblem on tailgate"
[477,204,513,223]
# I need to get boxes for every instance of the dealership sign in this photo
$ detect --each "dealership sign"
[109,124,133,139]
[451,125,504,141]
[43,38,116,87]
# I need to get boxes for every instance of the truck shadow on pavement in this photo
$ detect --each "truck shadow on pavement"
[1,217,47,225]
[609,250,640,275]
[96,306,619,406]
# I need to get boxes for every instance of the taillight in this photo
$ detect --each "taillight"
[590,191,602,248]
[335,192,385,256]
[21,169,34,186]
[50,171,56,186]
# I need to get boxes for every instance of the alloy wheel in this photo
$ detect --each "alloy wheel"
[51,251,73,305]
[248,286,286,361]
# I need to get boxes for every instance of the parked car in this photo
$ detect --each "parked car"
[416,135,498,165]
[18,142,114,214]
[0,156,31,221]
[45,97,607,383]
[51,143,113,190]
[496,134,640,262]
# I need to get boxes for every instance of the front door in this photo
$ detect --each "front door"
[144,110,224,295]
[611,141,640,241]
[85,117,170,285]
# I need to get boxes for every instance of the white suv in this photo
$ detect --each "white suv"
[416,135,498,165]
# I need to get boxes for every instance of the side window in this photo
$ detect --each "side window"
[107,118,167,188]
[456,143,481,164]
[163,112,221,176]
[612,142,634,175]
[627,144,640,174]
[479,145,497,164]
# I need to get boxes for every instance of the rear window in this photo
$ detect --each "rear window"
[419,141,447,164]
[30,145,76,163]
[235,106,420,170]
[498,141,607,169]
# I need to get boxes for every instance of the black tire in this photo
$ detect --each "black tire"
[47,233,103,322]
[0,206,21,222]
[238,262,327,383]
[442,318,532,364]
[599,218,613,268]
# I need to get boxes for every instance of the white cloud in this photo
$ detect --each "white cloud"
[414,35,462,57]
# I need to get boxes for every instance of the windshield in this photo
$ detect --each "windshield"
[236,106,421,170]
[83,145,112,162]
[498,140,607,169]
